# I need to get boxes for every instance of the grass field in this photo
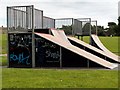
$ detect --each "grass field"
[99,36,119,55]
[0,56,7,66]
[2,68,118,88]
[0,34,7,54]
[1,34,119,88]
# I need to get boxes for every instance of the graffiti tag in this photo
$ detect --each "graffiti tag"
[10,52,30,65]
[46,50,60,59]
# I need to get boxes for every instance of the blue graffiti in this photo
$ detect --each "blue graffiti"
[10,52,30,65]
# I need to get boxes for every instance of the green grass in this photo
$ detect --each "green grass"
[2,68,118,88]
[0,34,7,54]
[99,36,119,55]
[0,56,7,66]
[82,36,90,44]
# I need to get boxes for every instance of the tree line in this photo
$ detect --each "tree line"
[106,16,120,36]
[90,16,120,36]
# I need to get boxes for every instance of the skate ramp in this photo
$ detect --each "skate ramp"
[68,36,119,63]
[91,34,120,63]
[35,32,117,69]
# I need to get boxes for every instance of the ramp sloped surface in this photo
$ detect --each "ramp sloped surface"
[50,28,71,44]
[68,36,119,63]
[35,33,118,69]
[91,34,120,63]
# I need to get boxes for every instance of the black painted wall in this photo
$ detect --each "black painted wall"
[62,47,88,67]
[8,33,32,68]
[35,35,60,67]
[34,29,50,34]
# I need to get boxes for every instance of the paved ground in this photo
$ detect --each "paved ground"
[113,64,120,70]
[0,66,7,68]
[0,54,7,56]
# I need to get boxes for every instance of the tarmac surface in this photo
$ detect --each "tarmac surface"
[0,54,7,56]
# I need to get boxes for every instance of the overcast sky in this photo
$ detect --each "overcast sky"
[0,0,119,28]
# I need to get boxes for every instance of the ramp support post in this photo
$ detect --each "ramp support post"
[60,47,62,68]
[81,35,83,41]
[89,18,92,44]
[87,60,89,68]
[32,5,35,68]
[7,7,9,67]
[96,21,98,35]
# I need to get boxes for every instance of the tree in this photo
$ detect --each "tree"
[82,23,90,35]
[113,25,120,36]
[97,26,105,36]
[91,25,96,34]
[107,22,117,36]
[58,25,72,35]
[108,22,116,26]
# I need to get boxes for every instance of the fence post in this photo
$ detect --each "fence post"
[72,18,74,36]
[7,7,9,67]
[32,5,35,68]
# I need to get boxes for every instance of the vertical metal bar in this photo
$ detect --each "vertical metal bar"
[89,18,92,36]
[7,7,9,67]
[54,19,55,28]
[29,7,31,29]
[96,21,98,35]
[55,19,56,29]
[22,9,23,29]
[32,5,35,68]
[81,35,83,41]
[41,11,43,29]
[87,59,89,69]
[9,8,11,30]
[88,18,91,68]
[14,10,16,29]
[72,18,74,36]
[89,18,92,44]
[26,7,28,30]
[23,11,24,29]
[22,8,24,29]
[14,10,15,29]
[60,47,62,68]
[81,21,83,36]
[16,10,17,29]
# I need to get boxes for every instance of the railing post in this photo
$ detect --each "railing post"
[7,7,9,67]
[60,47,62,68]
[32,5,35,68]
